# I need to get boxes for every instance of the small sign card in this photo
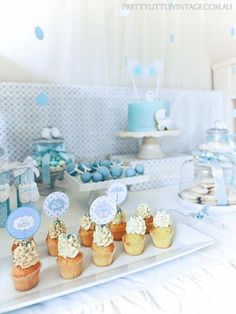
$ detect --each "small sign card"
[6,207,41,240]
[90,196,116,225]
[43,192,69,218]
[107,183,128,205]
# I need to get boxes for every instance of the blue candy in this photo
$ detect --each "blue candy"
[135,164,144,175]
[92,160,102,170]
[125,168,136,177]
[110,166,123,179]
[81,172,92,183]
[98,166,110,180]
[100,160,111,168]
[78,162,92,172]
[92,172,103,182]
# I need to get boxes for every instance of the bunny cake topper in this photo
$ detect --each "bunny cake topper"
[127,58,164,103]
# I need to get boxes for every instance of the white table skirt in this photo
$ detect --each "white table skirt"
[4,183,236,314]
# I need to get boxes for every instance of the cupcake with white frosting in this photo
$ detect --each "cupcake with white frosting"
[136,203,153,234]
[109,208,126,241]
[79,214,95,247]
[11,237,36,254]
[122,216,146,256]
[57,233,83,279]
[150,210,173,248]
[91,225,115,267]
[46,219,67,256]
[12,239,41,291]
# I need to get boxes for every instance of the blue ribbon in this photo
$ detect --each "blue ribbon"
[34,143,73,184]
[195,151,228,206]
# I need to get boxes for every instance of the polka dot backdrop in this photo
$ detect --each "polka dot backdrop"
[0,82,227,162]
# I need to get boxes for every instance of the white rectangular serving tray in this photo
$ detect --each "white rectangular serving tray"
[0,221,215,313]
[65,172,150,192]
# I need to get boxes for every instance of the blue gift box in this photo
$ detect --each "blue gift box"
[32,138,75,185]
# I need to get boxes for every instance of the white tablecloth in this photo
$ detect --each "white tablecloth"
[6,185,236,314]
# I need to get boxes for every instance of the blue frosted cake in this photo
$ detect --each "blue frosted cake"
[128,100,170,132]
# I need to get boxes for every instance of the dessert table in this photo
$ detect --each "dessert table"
[2,178,236,314]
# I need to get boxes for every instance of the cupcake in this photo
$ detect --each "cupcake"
[46,219,67,256]
[79,214,95,247]
[150,210,173,248]
[136,203,153,234]
[91,225,115,267]
[12,239,41,291]
[11,237,36,254]
[109,208,126,241]
[57,233,83,279]
[122,216,146,256]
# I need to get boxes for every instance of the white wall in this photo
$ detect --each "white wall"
[1,0,231,90]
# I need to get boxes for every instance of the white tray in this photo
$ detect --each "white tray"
[65,172,150,192]
[0,221,214,313]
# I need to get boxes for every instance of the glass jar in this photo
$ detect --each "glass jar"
[199,121,236,153]
[179,155,236,206]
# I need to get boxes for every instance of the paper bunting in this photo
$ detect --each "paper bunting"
[128,59,164,77]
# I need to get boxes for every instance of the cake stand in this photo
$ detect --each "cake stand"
[117,130,182,159]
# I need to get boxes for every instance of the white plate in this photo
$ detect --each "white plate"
[0,221,214,314]
[177,194,236,214]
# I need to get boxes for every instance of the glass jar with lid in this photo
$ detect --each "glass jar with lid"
[199,121,236,153]
[179,153,236,206]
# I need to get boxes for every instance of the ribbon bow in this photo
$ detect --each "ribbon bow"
[194,151,228,206]
[13,156,40,178]
[0,161,19,174]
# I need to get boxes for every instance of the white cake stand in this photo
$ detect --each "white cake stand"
[117,130,182,159]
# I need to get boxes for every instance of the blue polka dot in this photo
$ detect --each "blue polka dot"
[34,26,44,40]
[36,93,48,106]
[169,33,175,43]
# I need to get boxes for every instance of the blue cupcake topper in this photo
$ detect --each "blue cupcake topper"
[6,207,41,240]
[107,183,127,205]
[90,196,116,225]
[43,192,69,218]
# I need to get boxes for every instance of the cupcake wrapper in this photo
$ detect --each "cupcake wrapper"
[58,259,83,280]
[12,263,41,291]
[80,231,94,247]
[122,235,145,256]
[47,241,58,256]
[145,221,153,234]
[150,230,174,249]
[92,247,115,267]
[111,230,126,241]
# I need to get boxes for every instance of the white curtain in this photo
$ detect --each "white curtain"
[0,0,235,89]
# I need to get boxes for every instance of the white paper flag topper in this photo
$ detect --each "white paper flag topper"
[107,183,127,205]
[90,196,116,225]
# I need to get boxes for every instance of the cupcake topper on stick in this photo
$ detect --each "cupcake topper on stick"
[43,192,69,218]
[90,196,116,226]
[107,183,127,206]
[6,207,41,240]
